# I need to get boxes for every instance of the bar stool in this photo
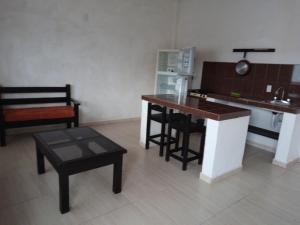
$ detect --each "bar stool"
[165,112,206,171]
[145,103,176,156]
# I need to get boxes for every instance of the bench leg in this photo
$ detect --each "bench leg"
[74,118,79,127]
[59,173,70,214]
[67,122,72,128]
[0,128,6,147]
[74,105,79,127]
[113,157,123,194]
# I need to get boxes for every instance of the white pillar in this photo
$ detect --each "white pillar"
[273,112,300,168]
[140,100,148,145]
[200,116,250,183]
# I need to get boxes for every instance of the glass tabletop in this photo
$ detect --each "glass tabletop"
[37,130,71,145]
[51,144,88,161]
[35,127,125,163]
[66,127,99,140]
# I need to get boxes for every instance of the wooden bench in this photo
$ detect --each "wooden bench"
[0,84,80,146]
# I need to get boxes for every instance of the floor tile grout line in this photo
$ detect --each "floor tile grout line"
[77,201,134,225]
[132,197,187,225]
[2,122,300,225]
[0,195,41,212]
[243,198,300,224]
[198,165,292,225]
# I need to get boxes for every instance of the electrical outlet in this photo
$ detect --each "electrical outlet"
[266,85,272,93]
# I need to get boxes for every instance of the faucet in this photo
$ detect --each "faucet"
[271,87,291,105]
[274,87,285,100]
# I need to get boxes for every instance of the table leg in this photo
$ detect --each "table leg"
[113,157,123,194]
[36,146,45,174]
[59,174,69,214]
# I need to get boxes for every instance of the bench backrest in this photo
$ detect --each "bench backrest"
[0,84,71,106]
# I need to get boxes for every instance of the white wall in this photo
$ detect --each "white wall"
[176,0,300,88]
[0,0,178,123]
[175,0,300,151]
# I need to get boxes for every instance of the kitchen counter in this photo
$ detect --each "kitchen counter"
[142,94,250,121]
[205,93,300,169]
[140,94,251,183]
[208,93,300,114]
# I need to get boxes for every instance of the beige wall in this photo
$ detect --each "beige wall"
[176,0,300,88]
[0,0,178,123]
[2,0,300,125]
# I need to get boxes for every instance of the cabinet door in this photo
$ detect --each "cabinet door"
[156,74,178,94]
[177,47,196,75]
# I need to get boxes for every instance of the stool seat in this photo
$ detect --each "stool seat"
[150,113,170,123]
[168,113,205,133]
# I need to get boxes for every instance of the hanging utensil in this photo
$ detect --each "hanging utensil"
[235,59,251,76]
[233,48,275,76]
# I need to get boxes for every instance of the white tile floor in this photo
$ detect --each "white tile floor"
[0,120,300,225]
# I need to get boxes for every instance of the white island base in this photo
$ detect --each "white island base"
[199,116,250,183]
[273,112,300,168]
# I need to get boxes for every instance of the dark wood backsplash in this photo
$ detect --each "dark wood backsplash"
[201,61,300,102]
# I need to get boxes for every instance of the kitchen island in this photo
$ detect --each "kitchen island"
[206,93,300,168]
[140,94,251,183]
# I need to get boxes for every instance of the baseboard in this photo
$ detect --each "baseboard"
[200,166,242,184]
[6,117,140,135]
[246,140,276,153]
[272,158,299,168]
[83,117,140,127]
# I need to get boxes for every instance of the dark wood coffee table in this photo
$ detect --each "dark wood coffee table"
[33,127,127,214]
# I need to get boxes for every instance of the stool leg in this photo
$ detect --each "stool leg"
[182,131,190,171]
[0,128,6,147]
[175,130,180,152]
[198,132,206,164]
[165,123,172,162]
[145,103,151,149]
[180,132,184,156]
[159,121,166,157]
[182,114,192,171]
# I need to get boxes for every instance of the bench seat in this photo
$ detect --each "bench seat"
[0,84,80,146]
[3,106,75,122]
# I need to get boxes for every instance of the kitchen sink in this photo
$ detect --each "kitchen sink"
[262,99,291,106]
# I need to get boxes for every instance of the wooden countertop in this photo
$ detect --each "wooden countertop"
[142,95,250,121]
[208,93,300,114]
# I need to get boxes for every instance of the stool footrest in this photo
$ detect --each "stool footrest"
[149,136,176,146]
[169,148,203,163]
[149,134,161,139]
[169,147,200,155]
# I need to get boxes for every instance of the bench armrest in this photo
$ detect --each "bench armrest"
[71,99,80,127]
[71,99,81,106]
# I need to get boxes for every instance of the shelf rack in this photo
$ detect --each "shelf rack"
[233,48,276,58]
